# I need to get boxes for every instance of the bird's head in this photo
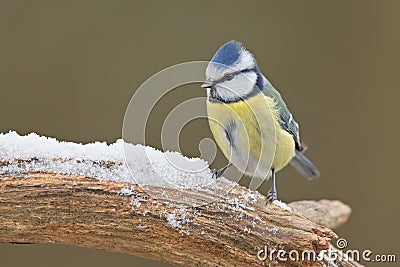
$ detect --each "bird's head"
[203,40,264,103]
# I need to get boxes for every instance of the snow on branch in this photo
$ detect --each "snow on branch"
[0,132,361,266]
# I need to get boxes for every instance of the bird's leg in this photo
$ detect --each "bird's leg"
[212,163,232,179]
[266,169,277,203]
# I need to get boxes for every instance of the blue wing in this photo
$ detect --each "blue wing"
[263,83,319,179]
[263,85,304,152]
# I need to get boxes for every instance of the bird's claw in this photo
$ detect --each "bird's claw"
[266,189,277,203]
[211,169,223,179]
[211,163,232,179]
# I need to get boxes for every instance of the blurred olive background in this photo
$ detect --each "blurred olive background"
[1,1,399,266]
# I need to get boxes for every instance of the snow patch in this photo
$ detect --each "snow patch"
[120,187,135,196]
[272,200,292,211]
[0,131,217,189]
[166,213,180,229]
[130,197,142,209]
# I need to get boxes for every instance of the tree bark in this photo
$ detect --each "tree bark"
[0,158,361,267]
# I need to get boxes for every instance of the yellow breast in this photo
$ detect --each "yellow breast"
[207,93,295,176]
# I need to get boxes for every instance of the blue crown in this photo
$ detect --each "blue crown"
[210,40,243,67]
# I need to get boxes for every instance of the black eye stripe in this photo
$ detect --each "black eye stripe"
[211,68,255,84]
[228,68,255,78]
[224,73,234,80]
[241,68,256,73]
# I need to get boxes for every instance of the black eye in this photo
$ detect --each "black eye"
[224,73,234,81]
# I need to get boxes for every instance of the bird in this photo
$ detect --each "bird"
[202,40,319,202]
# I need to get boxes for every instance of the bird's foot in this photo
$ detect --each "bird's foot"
[211,168,225,179]
[211,163,232,179]
[266,188,277,203]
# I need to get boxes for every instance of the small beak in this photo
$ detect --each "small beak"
[201,80,214,89]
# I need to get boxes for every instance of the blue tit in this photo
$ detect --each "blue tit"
[202,40,319,202]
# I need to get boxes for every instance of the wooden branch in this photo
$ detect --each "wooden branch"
[0,158,362,267]
[288,200,352,230]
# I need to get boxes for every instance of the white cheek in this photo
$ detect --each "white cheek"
[217,72,257,99]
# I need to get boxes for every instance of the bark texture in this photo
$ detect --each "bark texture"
[0,158,361,266]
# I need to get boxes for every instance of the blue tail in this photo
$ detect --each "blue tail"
[290,150,320,180]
